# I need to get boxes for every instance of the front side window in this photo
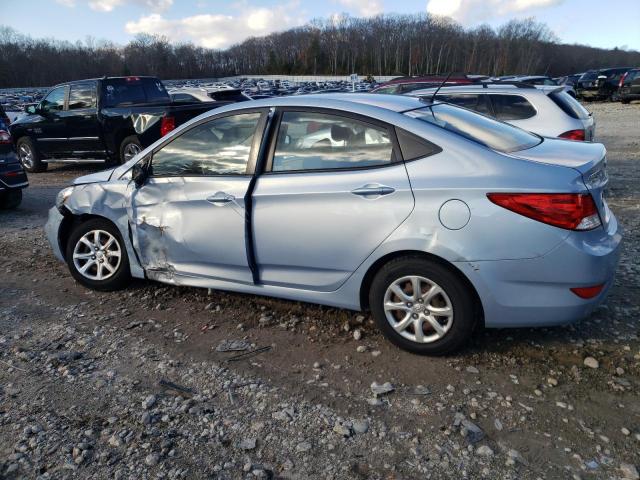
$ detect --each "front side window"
[490,94,536,120]
[152,112,261,176]
[41,87,66,112]
[271,111,394,172]
[406,104,541,153]
[68,83,96,110]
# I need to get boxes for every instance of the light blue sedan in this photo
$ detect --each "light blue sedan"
[46,94,621,355]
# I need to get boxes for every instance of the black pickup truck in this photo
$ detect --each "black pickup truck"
[9,76,231,172]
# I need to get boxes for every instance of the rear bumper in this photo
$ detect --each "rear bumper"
[0,157,28,192]
[456,213,622,328]
[578,89,603,98]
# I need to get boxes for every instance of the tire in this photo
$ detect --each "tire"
[119,136,142,164]
[369,256,476,355]
[0,189,22,209]
[621,98,630,104]
[65,218,131,291]
[17,137,47,173]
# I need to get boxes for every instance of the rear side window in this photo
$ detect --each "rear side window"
[102,78,170,107]
[548,91,590,119]
[436,94,492,116]
[68,83,96,110]
[489,95,536,120]
[271,111,394,172]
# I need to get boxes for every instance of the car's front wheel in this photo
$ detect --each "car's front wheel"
[65,218,131,291]
[369,256,476,355]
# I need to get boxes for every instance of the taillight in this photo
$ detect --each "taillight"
[487,193,601,231]
[559,129,585,141]
[0,130,11,144]
[160,116,175,136]
[619,73,628,88]
[570,284,604,299]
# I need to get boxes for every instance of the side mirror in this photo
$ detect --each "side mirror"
[132,157,151,188]
[26,105,38,115]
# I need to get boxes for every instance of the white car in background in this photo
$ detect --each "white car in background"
[168,87,251,103]
[409,84,595,141]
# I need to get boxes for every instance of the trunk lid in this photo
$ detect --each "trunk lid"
[511,138,610,227]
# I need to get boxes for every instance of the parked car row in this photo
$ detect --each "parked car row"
[1,69,624,355]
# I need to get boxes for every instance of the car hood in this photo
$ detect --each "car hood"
[510,137,606,175]
[72,168,116,185]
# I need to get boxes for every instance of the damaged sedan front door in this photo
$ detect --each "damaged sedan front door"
[127,111,265,284]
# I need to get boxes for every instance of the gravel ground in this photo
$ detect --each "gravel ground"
[1,101,639,480]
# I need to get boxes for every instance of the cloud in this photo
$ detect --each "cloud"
[125,3,306,49]
[56,0,173,12]
[335,0,383,17]
[427,0,564,23]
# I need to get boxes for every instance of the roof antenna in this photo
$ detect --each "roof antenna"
[430,72,452,103]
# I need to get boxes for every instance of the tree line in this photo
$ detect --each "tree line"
[1,14,639,88]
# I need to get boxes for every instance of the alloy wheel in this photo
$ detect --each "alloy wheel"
[18,144,34,169]
[123,143,141,162]
[383,275,454,343]
[72,230,122,281]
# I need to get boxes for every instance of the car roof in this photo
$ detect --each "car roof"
[243,93,428,113]
[52,76,160,88]
[406,84,555,96]
[512,75,551,81]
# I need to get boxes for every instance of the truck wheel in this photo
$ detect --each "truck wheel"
[120,136,142,164]
[621,97,630,104]
[17,137,47,173]
[0,189,22,209]
[65,218,132,291]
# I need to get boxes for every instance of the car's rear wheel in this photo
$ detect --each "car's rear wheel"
[0,189,22,209]
[17,137,47,173]
[120,136,142,164]
[65,218,131,291]
[369,256,475,355]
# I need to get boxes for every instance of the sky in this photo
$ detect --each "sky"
[1,0,639,51]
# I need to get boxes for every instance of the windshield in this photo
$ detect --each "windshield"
[406,104,541,153]
[580,71,598,81]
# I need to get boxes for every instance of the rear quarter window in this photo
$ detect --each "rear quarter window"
[548,91,590,119]
[489,94,536,121]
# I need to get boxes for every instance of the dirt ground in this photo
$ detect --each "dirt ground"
[1,101,639,480]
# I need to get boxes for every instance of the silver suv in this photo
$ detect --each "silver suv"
[409,84,595,141]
